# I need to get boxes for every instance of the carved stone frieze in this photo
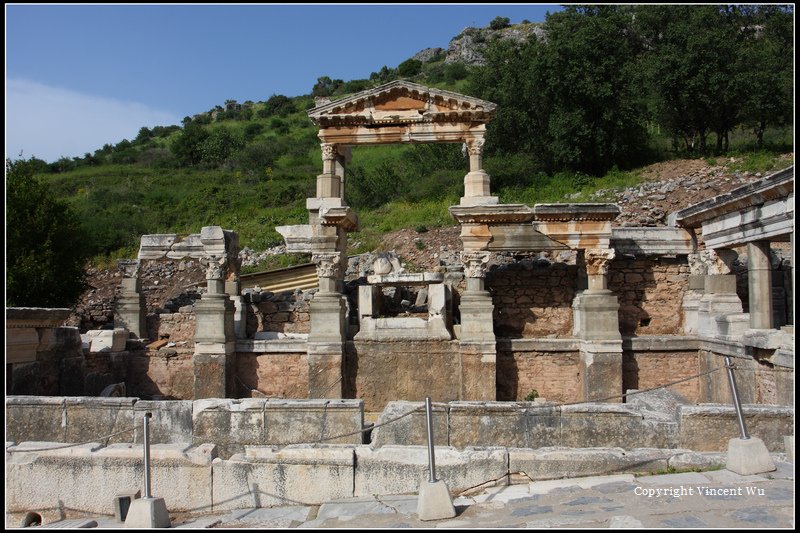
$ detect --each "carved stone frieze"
[700,248,737,275]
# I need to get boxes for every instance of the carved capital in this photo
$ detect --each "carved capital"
[313,251,342,278]
[201,255,227,280]
[700,248,736,275]
[584,248,615,276]
[466,138,485,156]
[117,259,141,279]
[462,251,491,278]
[687,253,707,276]
[321,143,337,161]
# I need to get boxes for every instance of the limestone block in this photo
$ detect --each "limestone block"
[448,401,560,449]
[354,445,508,497]
[87,328,129,353]
[560,403,677,448]
[678,404,794,452]
[263,399,363,446]
[510,447,673,481]
[369,401,449,448]
[192,399,267,458]
[211,445,354,510]
[6,443,215,515]
[715,313,750,339]
[6,327,40,364]
[5,396,66,443]
[138,234,177,259]
[64,396,138,445]
[133,400,193,445]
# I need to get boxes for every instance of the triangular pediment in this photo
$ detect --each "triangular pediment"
[308,80,497,126]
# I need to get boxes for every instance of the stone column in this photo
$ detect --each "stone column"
[193,255,236,399]
[458,251,496,400]
[682,253,706,335]
[460,138,498,207]
[307,251,347,399]
[115,259,146,339]
[572,248,623,403]
[747,241,774,330]
[317,143,342,199]
[225,254,247,340]
[697,248,747,338]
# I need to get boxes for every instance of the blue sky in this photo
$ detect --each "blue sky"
[6,3,561,163]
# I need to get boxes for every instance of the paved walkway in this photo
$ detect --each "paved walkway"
[33,461,794,529]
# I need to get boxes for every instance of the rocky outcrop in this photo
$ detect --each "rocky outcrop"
[445,23,546,66]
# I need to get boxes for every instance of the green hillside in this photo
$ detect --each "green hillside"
[17,6,793,271]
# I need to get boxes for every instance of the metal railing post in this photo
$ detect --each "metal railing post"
[425,397,437,483]
[724,356,750,440]
[142,412,153,498]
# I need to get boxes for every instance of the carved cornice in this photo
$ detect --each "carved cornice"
[449,204,534,224]
[533,203,621,222]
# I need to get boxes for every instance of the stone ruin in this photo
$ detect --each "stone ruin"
[6,81,794,412]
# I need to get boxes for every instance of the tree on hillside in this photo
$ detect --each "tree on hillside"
[6,158,89,307]
[490,16,511,30]
[473,5,648,175]
[171,122,209,167]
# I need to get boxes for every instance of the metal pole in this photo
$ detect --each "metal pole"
[424,397,437,483]
[143,412,153,498]
[724,356,750,440]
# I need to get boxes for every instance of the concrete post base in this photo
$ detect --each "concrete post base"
[123,497,171,528]
[417,479,456,521]
[726,437,776,475]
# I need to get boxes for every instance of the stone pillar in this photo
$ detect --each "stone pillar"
[317,143,342,199]
[193,255,235,399]
[747,241,773,330]
[115,259,146,339]
[225,254,247,340]
[682,253,706,335]
[308,251,347,399]
[460,138,498,207]
[697,248,748,338]
[572,248,623,403]
[458,251,496,400]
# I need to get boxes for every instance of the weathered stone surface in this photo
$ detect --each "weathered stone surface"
[212,445,354,509]
[85,328,129,353]
[354,445,508,497]
[64,396,137,444]
[5,396,66,442]
[560,404,677,448]
[513,447,672,481]
[369,401,448,448]
[192,398,363,458]
[678,404,793,452]
[6,443,215,517]
[133,400,193,444]
[449,401,560,449]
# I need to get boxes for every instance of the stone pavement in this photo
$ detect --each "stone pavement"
[33,461,794,529]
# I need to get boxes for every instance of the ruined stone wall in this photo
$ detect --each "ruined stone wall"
[622,351,700,403]
[699,349,793,406]
[244,289,312,336]
[345,340,462,412]
[147,309,196,347]
[487,260,577,338]
[235,353,309,398]
[609,257,689,336]
[496,349,581,403]
[126,349,194,400]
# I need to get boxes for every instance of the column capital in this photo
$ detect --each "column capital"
[201,255,227,280]
[312,251,342,278]
[321,143,337,161]
[117,259,141,278]
[462,251,491,278]
[465,138,485,156]
[584,248,615,276]
[687,252,707,276]
[700,248,736,275]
